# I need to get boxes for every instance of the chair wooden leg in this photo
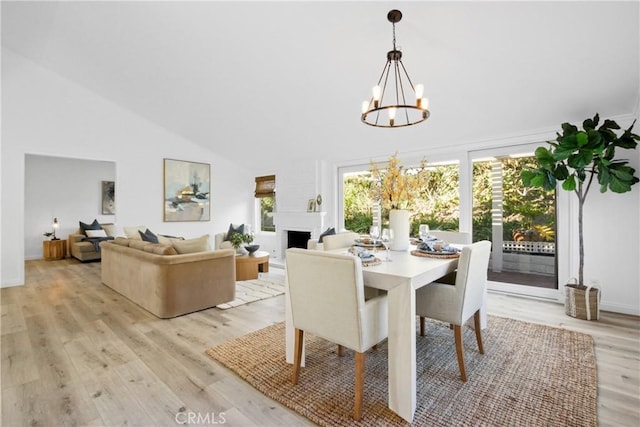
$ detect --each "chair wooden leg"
[354,351,365,421]
[337,345,344,357]
[474,310,484,355]
[453,325,467,382]
[292,329,304,385]
[419,316,425,336]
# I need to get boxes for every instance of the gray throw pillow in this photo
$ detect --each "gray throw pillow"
[139,229,159,244]
[225,223,244,241]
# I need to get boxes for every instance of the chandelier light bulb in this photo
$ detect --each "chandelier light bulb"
[372,85,382,100]
[388,107,397,126]
[415,84,424,100]
[362,101,369,114]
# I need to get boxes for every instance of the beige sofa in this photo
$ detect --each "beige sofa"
[100,238,236,318]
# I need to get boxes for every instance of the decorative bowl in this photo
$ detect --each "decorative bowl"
[244,244,260,255]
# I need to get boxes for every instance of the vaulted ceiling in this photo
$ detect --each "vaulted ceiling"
[3,1,638,169]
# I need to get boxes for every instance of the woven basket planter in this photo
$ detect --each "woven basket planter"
[564,283,600,321]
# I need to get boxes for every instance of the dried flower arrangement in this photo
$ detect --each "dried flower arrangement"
[370,152,429,210]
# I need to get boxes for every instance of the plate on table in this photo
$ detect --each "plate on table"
[354,239,384,248]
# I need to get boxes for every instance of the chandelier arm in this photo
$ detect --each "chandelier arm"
[396,60,411,123]
[398,60,417,92]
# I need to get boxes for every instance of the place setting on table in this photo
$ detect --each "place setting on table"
[349,225,394,265]
[410,224,461,259]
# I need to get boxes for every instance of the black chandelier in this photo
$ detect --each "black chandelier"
[361,10,430,128]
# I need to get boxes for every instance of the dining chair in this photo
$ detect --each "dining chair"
[321,231,383,304]
[424,231,472,288]
[415,240,492,382]
[321,231,360,251]
[429,230,472,245]
[286,248,388,421]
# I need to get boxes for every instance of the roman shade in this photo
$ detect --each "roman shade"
[255,175,275,198]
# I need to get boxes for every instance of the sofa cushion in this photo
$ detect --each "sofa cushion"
[102,223,116,237]
[113,237,130,246]
[86,229,108,238]
[74,241,100,253]
[79,219,102,236]
[124,225,147,240]
[157,234,185,245]
[139,229,159,243]
[129,240,152,251]
[173,235,210,254]
[225,223,244,241]
[143,243,178,255]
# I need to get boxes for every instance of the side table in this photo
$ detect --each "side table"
[235,251,270,281]
[43,239,67,260]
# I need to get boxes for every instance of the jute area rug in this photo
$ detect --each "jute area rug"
[206,316,596,426]
[216,277,285,309]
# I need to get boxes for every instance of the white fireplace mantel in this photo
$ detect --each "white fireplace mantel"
[273,211,327,236]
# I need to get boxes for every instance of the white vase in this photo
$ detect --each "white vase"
[389,209,410,251]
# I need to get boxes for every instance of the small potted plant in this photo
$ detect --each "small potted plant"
[230,232,259,255]
[522,113,639,320]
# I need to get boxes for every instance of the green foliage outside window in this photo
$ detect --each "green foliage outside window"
[260,196,275,232]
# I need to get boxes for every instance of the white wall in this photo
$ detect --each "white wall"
[24,155,116,260]
[1,48,253,286]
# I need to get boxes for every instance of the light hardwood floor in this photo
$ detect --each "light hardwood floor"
[2,259,639,426]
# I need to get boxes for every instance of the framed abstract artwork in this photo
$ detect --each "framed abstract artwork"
[163,159,210,222]
[101,181,115,215]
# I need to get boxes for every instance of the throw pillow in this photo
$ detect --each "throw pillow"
[124,225,147,240]
[318,227,336,243]
[79,219,102,236]
[101,223,116,237]
[86,229,108,238]
[225,223,244,241]
[172,235,210,254]
[139,229,159,244]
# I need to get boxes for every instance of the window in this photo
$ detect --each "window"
[340,160,460,235]
[255,175,275,232]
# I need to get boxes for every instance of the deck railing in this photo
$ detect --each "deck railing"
[502,240,555,255]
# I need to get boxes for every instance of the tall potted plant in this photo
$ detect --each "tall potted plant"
[522,114,639,319]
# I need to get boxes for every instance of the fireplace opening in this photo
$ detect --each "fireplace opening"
[287,230,311,249]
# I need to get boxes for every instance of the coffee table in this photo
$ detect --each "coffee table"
[235,251,269,281]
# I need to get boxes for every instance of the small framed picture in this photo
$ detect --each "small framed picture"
[307,199,317,212]
[101,181,115,215]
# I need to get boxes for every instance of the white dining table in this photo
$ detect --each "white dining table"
[284,245,486,423]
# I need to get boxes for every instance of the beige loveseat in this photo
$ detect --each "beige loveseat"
[100,237,236,318]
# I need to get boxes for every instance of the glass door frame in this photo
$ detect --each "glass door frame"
[468,144,568,301]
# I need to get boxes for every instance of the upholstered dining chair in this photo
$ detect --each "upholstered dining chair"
[321,231,382,302]
[321,231,360,251]
[415,240,492,382]
[429,230,472,245]
[286,248,388,421]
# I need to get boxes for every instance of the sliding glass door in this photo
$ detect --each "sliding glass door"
[470,146,558,296]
